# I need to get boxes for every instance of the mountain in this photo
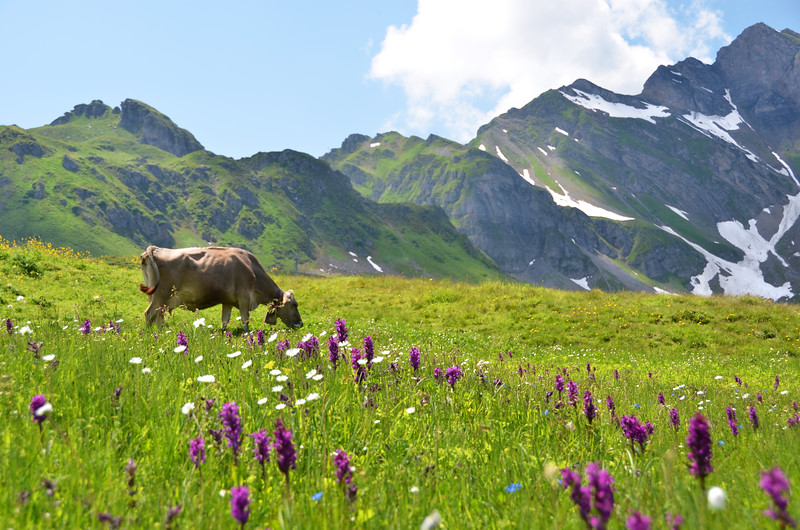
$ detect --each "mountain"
[324,23,800,301]
[0,100,501,282]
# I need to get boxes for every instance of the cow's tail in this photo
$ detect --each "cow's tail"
[139,246,160,295]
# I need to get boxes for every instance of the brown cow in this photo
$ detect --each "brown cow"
[139,246,303,331]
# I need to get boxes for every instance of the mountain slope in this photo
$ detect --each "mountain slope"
[325,23,800,300]
[0,100,502,282]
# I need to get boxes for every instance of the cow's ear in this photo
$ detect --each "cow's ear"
[283,290,295,304]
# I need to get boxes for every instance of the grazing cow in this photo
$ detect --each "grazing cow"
[139,246,303,331]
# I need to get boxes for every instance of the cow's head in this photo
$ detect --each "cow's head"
[265,290,303,329]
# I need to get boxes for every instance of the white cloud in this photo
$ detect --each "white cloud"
[369,0,729,142]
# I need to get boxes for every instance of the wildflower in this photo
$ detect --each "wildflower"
[176,331,188,354]
[567,380,578,407]
[227,350,242,358]
[27,341,42,358]
[249,429,271,465]
[606,395,616,416]
[29,394,48,424]
[5,318,11,334]
[219,402,243,461]
[561,462,614,529]
[312,491,323,501]
[97,512,123,528]
[409,347,421,371]
[555,374,565,395]
[129,357,142,364]
[707,486,727,510]
[333,449,353,485]
[181,402,195,415]
[446,365,464,389]
[758,392,763,403]
[351,348,366,383]
[334,318,348,343]
[620,415,652,453]
[189,437,205,468]
[363,335,374,367]
[197,375,216,383]
[193,317,206,329]
[669,408,680,430]
[164,504,182,529]
[687,412,714,489]
[665,512,684,530]
[726,407,739,436]
[80,319,91,334]
[405,406,416,414]
[583,391,596,424]
[276,339,290,357]
[749,406,760,429]
[433,367,443,383]
[230,486,251,526]
[626,511,651,530]
[614,369,620,380]
[19,325,32,335]
[775,375,780,391]
[505,482,522,493]
[125,459,137,497]
[759,466,797,528]
[273,418,297,486]
[658,393,665,406]
[587,462,615,527]
[734,375,742,386]
[328,335,340,369]
[420,510,442,530]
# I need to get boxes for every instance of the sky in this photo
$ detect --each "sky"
[0,0,797,159]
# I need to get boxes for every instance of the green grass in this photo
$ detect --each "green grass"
[2,239,800,528]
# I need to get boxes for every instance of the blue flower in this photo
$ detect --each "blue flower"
[634,403,641,408]
[718,440,725,445]
[312,491,323,501]
[505,482,522,493]
[543,409,549,415]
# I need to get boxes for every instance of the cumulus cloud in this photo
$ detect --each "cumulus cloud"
[369,0,730,142]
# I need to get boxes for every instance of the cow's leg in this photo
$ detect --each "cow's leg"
[144,295,166,327]
[221,304,232,330]
[238,300,251,333]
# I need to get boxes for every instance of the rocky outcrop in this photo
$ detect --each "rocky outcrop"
[119,99,203,157]
[50,100,112,125]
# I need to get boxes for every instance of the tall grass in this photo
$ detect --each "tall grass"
[2,238,800,528]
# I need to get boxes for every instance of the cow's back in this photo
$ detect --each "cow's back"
[155,247,257,310]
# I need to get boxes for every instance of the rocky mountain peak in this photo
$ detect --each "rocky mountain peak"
[119,99,203,157]
[50,100,113,125]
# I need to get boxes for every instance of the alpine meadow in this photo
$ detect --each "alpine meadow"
[2,17,800,530]
[3,237,800,528]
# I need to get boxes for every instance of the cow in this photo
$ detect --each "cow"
[138,246,303,331]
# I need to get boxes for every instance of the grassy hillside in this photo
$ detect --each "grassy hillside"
[3,240,800,528]
[0,102,501,282]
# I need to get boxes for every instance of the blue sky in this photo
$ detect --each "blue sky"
[0,1,797,159]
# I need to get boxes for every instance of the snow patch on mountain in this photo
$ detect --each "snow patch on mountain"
[544,180,634,221]
[555,127,569,136]
[367,256,383,273]
[560,89,671,124]
[666,205,690,220]
[571,277,590,290]
[521,169,535,186]
[495,146,509,163]
[679,90,759,163]
[772,151,799,186]
[659,192,800,300]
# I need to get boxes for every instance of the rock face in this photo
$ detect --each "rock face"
[325,24,800,300]
[119,99,203,157]
[50,100,112,125]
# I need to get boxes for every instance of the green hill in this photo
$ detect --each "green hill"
[0,100,500,282]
